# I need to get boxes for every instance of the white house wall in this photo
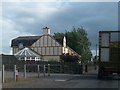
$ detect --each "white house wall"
[46,47,49,55]
[38,47,41,54]
[49,47,53,55]
[54,47,57,55]
[48,36,52,46]
[31,35,62,56]
[42,47,45,55]
[44,36,48,46]
[12,48,15,54]
[40,37,43,46]
[13,47,19,55]
[52,39,55,46]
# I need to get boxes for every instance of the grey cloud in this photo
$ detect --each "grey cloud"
[44,2,118,50]
[2,2,118,54]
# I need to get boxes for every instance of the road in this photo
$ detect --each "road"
[3,70,120,89]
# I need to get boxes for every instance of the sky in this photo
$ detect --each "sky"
[0,0,119,56]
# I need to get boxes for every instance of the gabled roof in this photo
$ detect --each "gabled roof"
[53,36,64,45]
[11,35,64,47]
[11,36,41,47]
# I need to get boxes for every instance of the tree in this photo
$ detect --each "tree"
[53,32,65,37]
[60,53,80,63]
[54,26,92,64]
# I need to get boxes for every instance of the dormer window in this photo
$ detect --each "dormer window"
[19,43,24,50]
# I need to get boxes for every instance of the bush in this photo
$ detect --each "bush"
[60,53,80,63]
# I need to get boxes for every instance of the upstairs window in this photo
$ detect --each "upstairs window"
[19,43,24,50]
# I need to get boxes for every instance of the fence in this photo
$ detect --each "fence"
[2,64,46,83]
[2,63,84,83]
[2,62,97,84]
[3,60,83,74]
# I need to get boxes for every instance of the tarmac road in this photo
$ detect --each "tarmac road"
[3,70,120,89]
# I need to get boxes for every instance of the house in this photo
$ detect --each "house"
[11,27,81,62]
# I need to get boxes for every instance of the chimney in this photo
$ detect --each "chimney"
[43,27,50,35]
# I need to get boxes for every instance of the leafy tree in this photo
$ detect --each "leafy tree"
[54,26,92,64]
[53,32,65,37]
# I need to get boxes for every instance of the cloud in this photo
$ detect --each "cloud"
[2,2,65,33]
[44,2,118,49]
[0,5,2,54]
[3,2,61,19]
[2,18,36,54]
[1,2,118,56]
[91,49,99,56]
[2,0,120,2]
[3,0,57,2]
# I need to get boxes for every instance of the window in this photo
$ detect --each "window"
[19,43,24,49]
[31,57,35,60]
[26,57,30,60]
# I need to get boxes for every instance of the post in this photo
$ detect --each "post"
[95,44,97,70]
[60,65,62,73]
[48,64,50,76]
[96,44,97,60]
[14,65,16,81]
[43,65,45,77]
[2,64,4,83]
[15,69,19,81]
[37,65,40,78]
[85,64,88,72]
[24,64,26,79]
[80,64,83,74]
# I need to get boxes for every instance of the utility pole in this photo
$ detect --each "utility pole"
[95,44,97,70]
[96,44,97,61]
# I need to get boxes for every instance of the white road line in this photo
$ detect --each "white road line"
[55,79,66,81]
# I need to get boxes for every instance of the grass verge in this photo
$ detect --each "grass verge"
[2,77,33,88]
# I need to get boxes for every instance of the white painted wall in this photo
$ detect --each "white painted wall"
[63,36,66,47]
[46,47,49,55]
[49,47,53,55]
[13,48,19,55]
[48,36,52,46]
[40,37,43,46]
[52,39,56,46]
[44,36,48,46]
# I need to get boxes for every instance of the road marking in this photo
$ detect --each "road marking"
[55,79,66,81]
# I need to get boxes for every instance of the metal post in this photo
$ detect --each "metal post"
[2,64,4,83]
[48,64,50,76]
[43,65,45,77]
[37,65,40,78]
[80,64,83,74]
[24,64,26,79]
[14,65,16,81]
[95,44,97,70]
[96,44,98,62]
[60,65,62,73]
[85,64,88,72]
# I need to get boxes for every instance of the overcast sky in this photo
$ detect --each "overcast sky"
[1,0,119,56]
